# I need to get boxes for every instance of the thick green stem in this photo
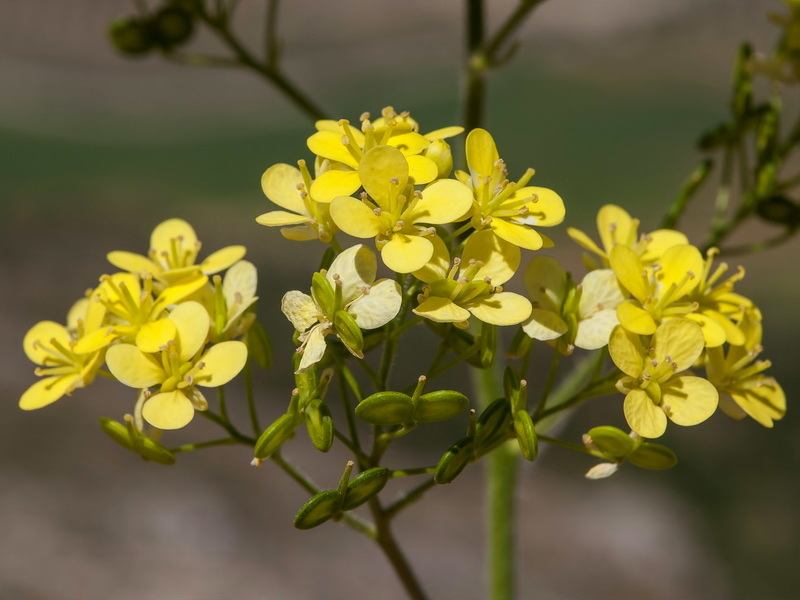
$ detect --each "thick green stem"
[244,360,261,437]
[464,0,487,134]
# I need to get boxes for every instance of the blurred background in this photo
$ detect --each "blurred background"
[2,0,799,598]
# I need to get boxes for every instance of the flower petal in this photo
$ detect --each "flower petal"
[24,321,72,365]
[523,256,566,313]
[136,318,177,353]
[608,325,645,378]
[516,187,565,227]
[616,300,657,335]
[19,376,75,410]
[640,229,689,263]
[256,211,311,227]
[578,269,625,318]
[566,227,605,259]
[413,297,471,323]
[624,389,667,438]
[466,292,532,326]
[574,310,618,350]
[731,383,786,427]
[359,145,408,206]
[281,290,319,332]
[466,128,499,181]
[151,219,198,257]
[609,245,648,302]
[194,341,247,387]
[406,155,439,185]
[328,244,378,304]
[261,163,305,212]
[168,301,210,361]
[413,234,450,283]
[490,219,543,251]
[656,244,704,298]
[107,344,166,388]
[661,375,718,427]
[298,325,328,372]
[652,318,705,372]
[310,169,361,204]
[597,205,634,253]
[307,131,359,169]
[381,234,433,273]
[683,313,727,348]
[348,279,402,329]
[223,260,258,310]
[143,389,196,430]
[405,179,472,224]
[388,132,430,155]
[462,229,520,286]
[200,245,247,275]
[522,308,568,341]
[329,196,382,238]
[106,251,161,276]
[424,126,464,141]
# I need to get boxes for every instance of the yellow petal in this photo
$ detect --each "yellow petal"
[683,313,727,348]
[194,341,247,387]
[490,219,543,251]
[200,245,246,275]
[261,163,305,212]
[656,244,704,298]
[19,376,75,410]
[522,308,568,341]
[307,131,359,169]
[661,375,718,427]
[574,310,618,350]
[609,245,648,302]
[704,309,745,346]
[281,290,319,332]
[652,318,705,371]
[388,132,430,155]
[597,205,634,252]
[624,389,667,438]
[136,318,177,353]
[608,325,645,377]
[256,211,311,227]
[106,251,160,276]
[168,301,210,361]
[413,297,471,323]
[73,327,118,354]
[731,383,786,427]
[566,227,605,259]
[281,224,320,241]
[107,344,166,388]
[466,292,532,326]
[314,119,365,146]
[578,269,625,318]
[412,234,450,283]
[327,244,378,304]
[515,187,565,227]
[310,169,361,203]
[466,128,499,181]
[348,279,402,329]
[223,260,258,309]
[616,301,657,335]
[359,145,408,206]
[523,256,566,312]
[381,234,433,273]
[143,389,196,430]
[405,179,472,225]
[640,229,689,263]
[298,325,328,372]
[154,274,209,313]
[462,229,520,286]
[329,196,382,238]
[424,126,464,141]
[151,219,197,256]
[24,321,72,365]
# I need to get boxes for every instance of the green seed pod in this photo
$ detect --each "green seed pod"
[475,398,511,451]
[585,426,635,461]
[99,417,175,465]
[108,18,155,56]
[151,6,195,50]
[312,272,336,319]
[334,310,364,357]
[628,442,678,470]
[293,489,342,530]
[434,436,475,484]
[756,195,800,226]
[254,413,295,459]
[304,400,334,453]
[512,410,538,462]
[245,320,273,369]
[413,390,469,423]
[342,467,391,510]
[355,391,414,426]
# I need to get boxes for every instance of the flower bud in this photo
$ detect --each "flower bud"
[424,139,454,178]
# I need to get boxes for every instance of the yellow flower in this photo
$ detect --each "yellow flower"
[73,272,207,354]
[306,107,442,203]
[256,160,339,241]
[20,295,107,410]
[282,245,402,372]
[107,218,245,287]
[521,256,625,354]
[412,230,531,328]
[329,145,473,272]
[567,204,688,270]
[106,301,247,430]
[705,309,785,427]
[610,243,705,337]
[457,128,565,251]
[609,319,718,438]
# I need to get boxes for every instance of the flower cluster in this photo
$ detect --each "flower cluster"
[20,219,254,433]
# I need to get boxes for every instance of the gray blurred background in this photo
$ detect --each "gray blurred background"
[2,1,799,599]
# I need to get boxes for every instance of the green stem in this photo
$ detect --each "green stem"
[538,435,602,458]
[244,360,261,437]
[719,227,797,256]
[385,478,437,518]
[484,0,548,64]
[334,359,363,453]
[533,346,560,420]
[265,0,280,69]
[199,410,256,445]
[464,0,487,133]
[333,428,370,465]
[661,159,713,229]
[704,147,736,250]
[390,466,436,478]
[217,385,230,424]
[169,437,237,453]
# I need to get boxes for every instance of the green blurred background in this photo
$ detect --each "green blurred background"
[2,1,798,599]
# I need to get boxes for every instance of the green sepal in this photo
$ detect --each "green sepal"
[478,321,496,368]
[342,467,391,510]
[413,390,469,423]
[99,417,175,465]
[312,272,336,319]
[334,310,364,357]
[304,400,334,453]
[355,391,414,426]
[293,489,342,530]
[245,320,273,369]
[434,436,475,484]
[628,442,678,470]
[512,410,538,462]
[585,426,634,461]
[475,398,512,452]
[254,413,295,459]
[503,366,520,406]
